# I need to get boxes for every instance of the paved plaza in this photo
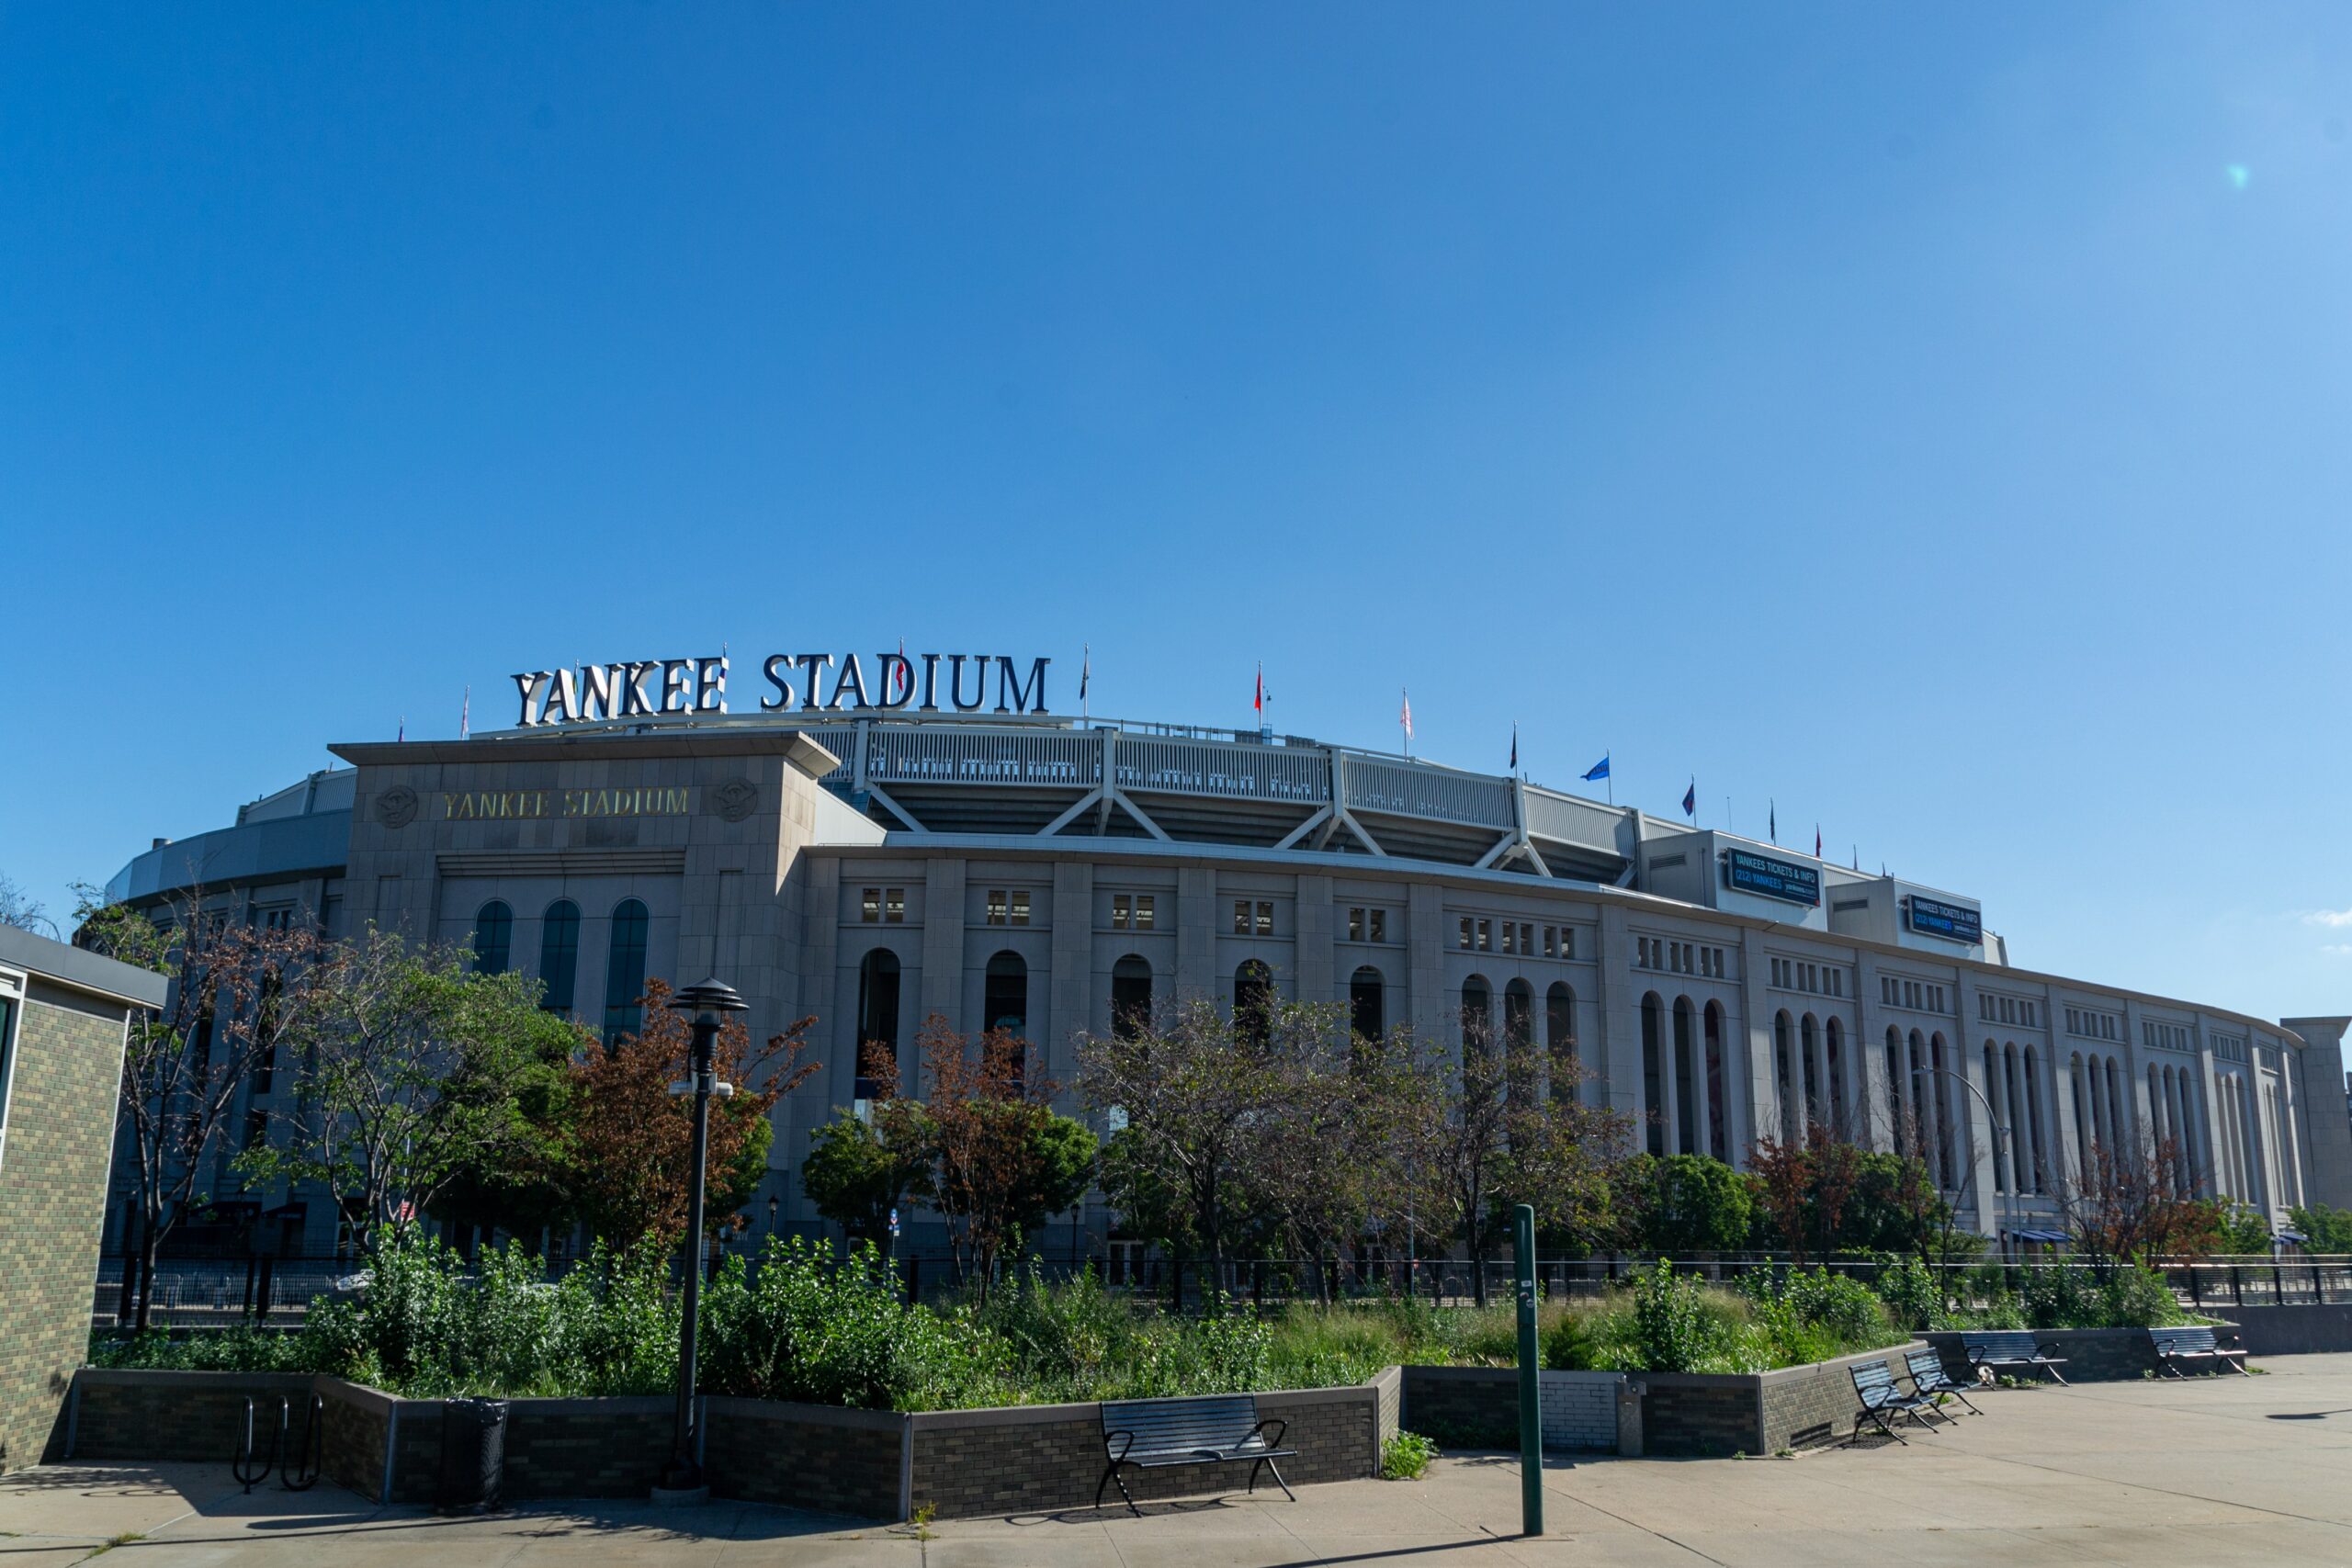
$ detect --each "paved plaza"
[9,1355,2352,1565]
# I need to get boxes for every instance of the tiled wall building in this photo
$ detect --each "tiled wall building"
[0,926,165,1469]
[97,689,2352,1257]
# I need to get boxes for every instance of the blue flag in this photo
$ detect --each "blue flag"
[1509,724,1518,772]
[1682,778,1696,819]
[1581,754,1610,782]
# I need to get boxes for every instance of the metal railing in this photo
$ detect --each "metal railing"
[99,1247,2352,1327]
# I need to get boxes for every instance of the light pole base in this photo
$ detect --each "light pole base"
[650,1483,711,1507]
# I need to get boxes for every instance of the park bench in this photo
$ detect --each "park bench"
[1849,1359,1946,1445]
[1096,1393,1296,1516]
[1904,1348,1982,1416]
[1958,1329,2069,1385]
[2149,1325,2249,1377]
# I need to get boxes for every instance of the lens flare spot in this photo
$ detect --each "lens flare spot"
[2227,164,2252,190]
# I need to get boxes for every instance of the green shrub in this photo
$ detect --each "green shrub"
[2018,1262,2187,1330]
[699,1237,1007,1411]
[1871,1257,1946,1333]
[86,1327,311,1373]
[2098,1265,2182,1328]
[1542,1307,1601,1371]
[1381,1430,1439,1481]
[300,1231,679,1397]
[1629,1262,1733,1374]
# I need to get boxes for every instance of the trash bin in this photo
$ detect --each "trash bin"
[435,1397,509,1514]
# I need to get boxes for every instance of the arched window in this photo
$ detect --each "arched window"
[855,950,901,1099]
[1885,1025,1905,1140]
[2117,1053,2135,1152]
[2004,1044,2027,1196]
[985,951,1029,1039]
[1930,1033,1953,1188]
[1547,984,1577,1097]
[2072,1053,2093,1165]
[1461,976,1492,1052]
[1825,1016,1845,1134]
[472,901,512,976]
[1671,998,1698,1156]
[1985,1043,2007,1194]
[1800,1013,1821,1131]
[1774,1011,1797,1145]
[1503,979,1534,1053]
[1235,959,1273,1046]
[1907,1030,1929,1168]
[1113,955,1153,1041]
[2023,1046,2046,1194]
[1703,1002,1727,1159]
[1350,966,1385,1043]
[602,899,650,1045]
[538,899,580,1014]
[1640,994,1665,1155]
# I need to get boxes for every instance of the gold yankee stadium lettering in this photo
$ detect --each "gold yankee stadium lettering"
[439,786,692,820]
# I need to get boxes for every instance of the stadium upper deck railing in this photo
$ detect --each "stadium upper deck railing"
[796,716,1600,842]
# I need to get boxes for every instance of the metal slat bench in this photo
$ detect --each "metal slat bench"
[1905,1348,1983,1416]
[1096,1393,1296,1515]
[2150,1325,2249,1377]
[1959,1329,2069,1385]
[1849,1359,1945,1446]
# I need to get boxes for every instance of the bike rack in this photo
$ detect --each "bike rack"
[231,1396,281,1494]
[232,1393,324,1492]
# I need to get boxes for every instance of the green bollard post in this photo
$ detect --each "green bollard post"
[1513,1202,1544,1537]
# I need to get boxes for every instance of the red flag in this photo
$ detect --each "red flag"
[1254,664,1263,714]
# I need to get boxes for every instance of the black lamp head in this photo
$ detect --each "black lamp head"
[667,978,749,1017]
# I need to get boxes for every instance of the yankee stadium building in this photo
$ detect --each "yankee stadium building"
[100,648,2352,1258]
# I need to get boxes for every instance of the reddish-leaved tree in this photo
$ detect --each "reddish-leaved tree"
[566,977,818,1246]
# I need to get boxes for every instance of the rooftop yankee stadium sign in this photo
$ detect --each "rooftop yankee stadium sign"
[509,651,1051,728]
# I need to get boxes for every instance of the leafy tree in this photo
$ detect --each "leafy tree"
[1399,1018,1630,1303]
[563,976,818,1247]
[1077,997,1295,1295]
[1639,1154,1752,1253]
[2290,1202,2352,1254]
[918,1015,1096,1298]
[1837,1150,1949,1256]
[1240,1007,1423,1301]
[1747,1124,1953,1263]
[73,885,321,1329]
[2060,1130,2212,1265]
[0,871,53,935]
[243,927,591,1256]
[801,1101,934,1255]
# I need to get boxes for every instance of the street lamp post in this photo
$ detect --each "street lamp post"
[1917,1064,2013,1258]
[660,978,746,1497]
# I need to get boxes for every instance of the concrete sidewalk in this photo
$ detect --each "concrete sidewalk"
[9,1354,2352,1564]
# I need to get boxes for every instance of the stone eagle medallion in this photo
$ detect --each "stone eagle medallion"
[373,785,420,829]
[712,777,760,823]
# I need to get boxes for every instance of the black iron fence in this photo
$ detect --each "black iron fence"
[95,1247,2352,1328]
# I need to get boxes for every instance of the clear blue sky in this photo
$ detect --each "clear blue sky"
[6,4,2347,1020]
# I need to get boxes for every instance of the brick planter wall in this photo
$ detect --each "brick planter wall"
[702,1398,905,1520]
[1924,1324,2247,1385]
[68,1367,1397,1523]
[1400,1366,1516,1449]
[68,1369,317,1463]
[1540,1371,1623,1451]
[2218,1305,2352,1357]
[317,1379,391,1499]
[907,1376,1391,1520]
[1401,1366,1626,1454]
[1634,1343,1930,1457]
